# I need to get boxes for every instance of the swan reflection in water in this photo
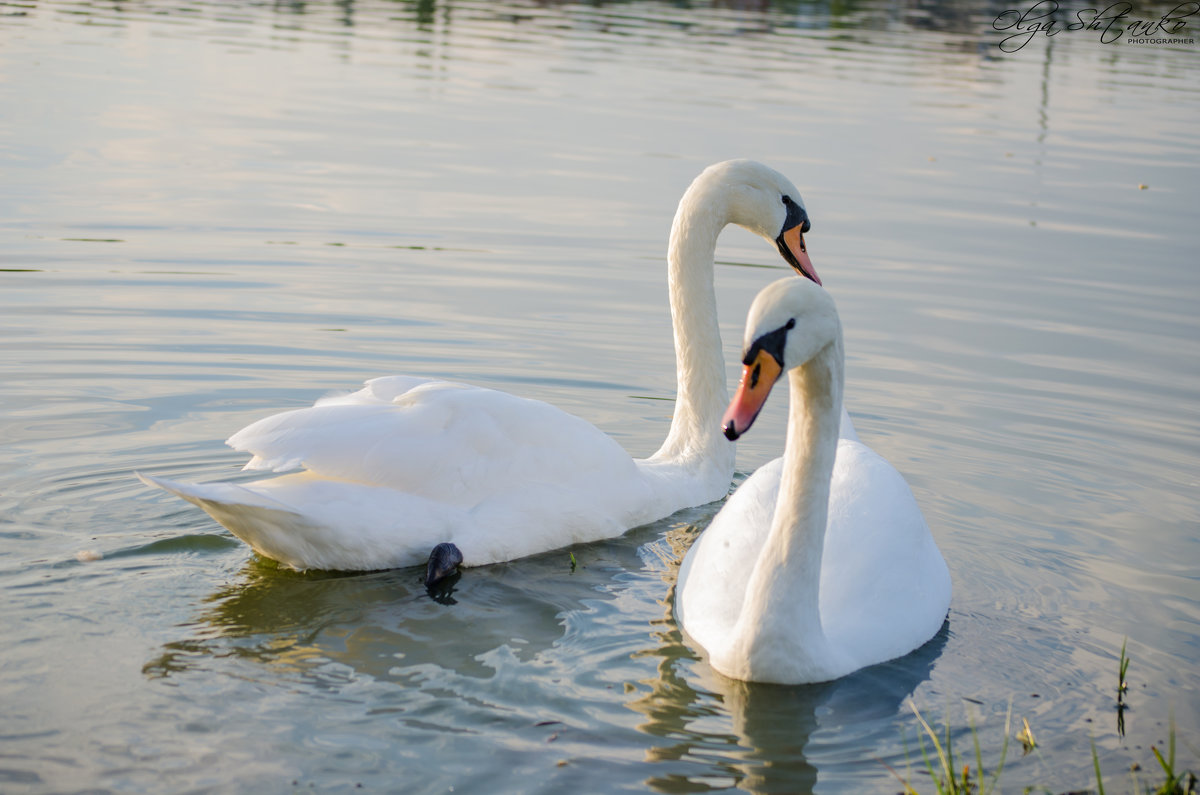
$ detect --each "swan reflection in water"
[144,510,946,793]
[143,548,612,684]
[633,523,950,794]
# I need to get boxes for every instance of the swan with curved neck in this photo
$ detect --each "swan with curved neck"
[642,160,819,504]
[676,277,951,684]
[140,160,822,580]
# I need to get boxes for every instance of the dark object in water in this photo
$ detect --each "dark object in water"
[425,542,463,587]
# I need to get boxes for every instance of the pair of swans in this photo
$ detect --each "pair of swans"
[141,160,949,684]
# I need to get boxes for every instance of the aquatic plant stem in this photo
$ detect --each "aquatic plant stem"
[1092,738,1107,795]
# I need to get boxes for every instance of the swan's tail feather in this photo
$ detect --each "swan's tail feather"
[136,471,447,572]
[136,472,320,570]
[137,472,296,512]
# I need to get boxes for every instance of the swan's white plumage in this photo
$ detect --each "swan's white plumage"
[676,278,950,684]
[142,160,816,572]
[142,376,665,569]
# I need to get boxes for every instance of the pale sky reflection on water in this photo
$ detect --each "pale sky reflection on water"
[1,1,1198,792]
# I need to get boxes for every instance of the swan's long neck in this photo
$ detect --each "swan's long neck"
[652,185,732,470]
[731,336,844,681]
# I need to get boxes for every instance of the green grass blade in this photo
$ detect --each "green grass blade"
[1151,744,1173,788]
[1092,739,1106,795]
[911,701,954,794]
[971,707,984,790]
[984,699,1013,795]
[1118,638,1130,696]
[1169,715,1177,773]
[945,712,956,792]
[916,724,945,794]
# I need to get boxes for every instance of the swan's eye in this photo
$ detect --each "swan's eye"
[782,195,793,206]
[785,318,796,330]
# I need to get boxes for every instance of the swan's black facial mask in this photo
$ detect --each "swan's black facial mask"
[723,319,795,441]
[775,197,821,285]
[742,320,792,370]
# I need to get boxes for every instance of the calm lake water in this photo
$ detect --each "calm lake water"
[2,1,1198,792]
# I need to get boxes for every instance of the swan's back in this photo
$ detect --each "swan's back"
[230,376,643,507]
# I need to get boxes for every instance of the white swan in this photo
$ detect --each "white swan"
[675,277,951,684]
[140,160,824,580]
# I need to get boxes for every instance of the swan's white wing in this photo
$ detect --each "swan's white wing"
[227,377,643,508]
[838,405,858,442]
[229,375,437,472]
[676,457,783,652]
[821,440,951,661]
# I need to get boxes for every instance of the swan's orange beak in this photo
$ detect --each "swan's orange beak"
[722,349,783,441]
[780,225,821,286]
